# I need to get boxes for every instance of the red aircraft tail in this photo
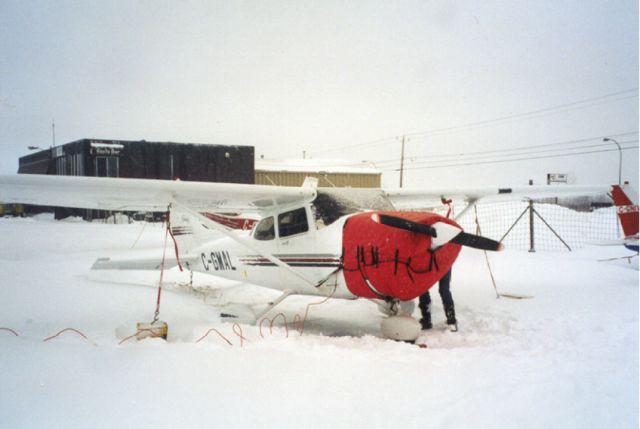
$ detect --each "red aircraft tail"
[611,184,639,239]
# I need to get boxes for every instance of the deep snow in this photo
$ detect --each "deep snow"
[0,215,637,428]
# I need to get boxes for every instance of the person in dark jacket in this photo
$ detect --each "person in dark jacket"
[418,269,457,331]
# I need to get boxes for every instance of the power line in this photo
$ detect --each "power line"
[311,88,639,156]
[404,91,638,141]
[368,132,639,167]
[386,140,639,169]
[381,145,639,171]
[376,140,638,165]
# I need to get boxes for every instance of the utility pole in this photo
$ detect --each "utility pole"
[528,179,535,252]
[51,119,56,147]
[398,135,406,188]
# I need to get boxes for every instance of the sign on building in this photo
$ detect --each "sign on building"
[90,142,124,156]
[547,173,568,184]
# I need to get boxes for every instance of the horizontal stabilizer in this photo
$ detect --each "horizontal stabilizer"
[91,256,177,271]
[89,247,200,270]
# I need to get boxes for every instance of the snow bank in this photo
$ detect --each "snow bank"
[0,216,637,428]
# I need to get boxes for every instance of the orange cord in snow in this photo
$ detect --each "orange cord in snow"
[43,328,96,345]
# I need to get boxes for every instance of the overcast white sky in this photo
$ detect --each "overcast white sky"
[1,1,637,188]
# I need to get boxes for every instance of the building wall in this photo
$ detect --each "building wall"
[20,139,254,183]
[17,139,255,219]
[255,171,381,188]
[117,141,254,183]
[17,151,53,174]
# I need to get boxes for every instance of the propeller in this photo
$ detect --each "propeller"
[372,213,504,252]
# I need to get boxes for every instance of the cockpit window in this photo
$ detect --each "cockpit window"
[254,216,275,240]
[278,207,309,238]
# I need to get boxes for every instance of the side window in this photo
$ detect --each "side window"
[278,207,309,238]
[254,216,275,240]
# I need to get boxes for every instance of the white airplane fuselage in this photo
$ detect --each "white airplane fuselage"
[178,208,356,299]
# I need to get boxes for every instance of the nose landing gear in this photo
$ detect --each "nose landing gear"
[377,298,421,342]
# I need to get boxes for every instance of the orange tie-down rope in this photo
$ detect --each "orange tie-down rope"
[0,327,19,336]
[195,328,233,345]
[258,278,338,338]
[152,209,184,323]
[43,328,96,346]
[119,208,187,343]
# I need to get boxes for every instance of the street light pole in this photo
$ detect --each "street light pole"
[603,137,622,185]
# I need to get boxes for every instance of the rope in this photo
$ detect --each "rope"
[0,327,19,336]
[259,313,289,338]
[153,223,170,323]
[232,324,247,347]
[474,206,533,299]
[152,207,184,323]
[474,205,501,299]
[295,279,338,335]
[130,220,148,249]
[166,210,184,272]
[118,328,167,345]
[43,328,96,345]
[195,328,233,345]
[441,197,453,218]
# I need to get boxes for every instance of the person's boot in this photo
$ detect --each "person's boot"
[420,314,432,330]
[445,307,457,332]
[420,306,432,330]
[418,300,432,330]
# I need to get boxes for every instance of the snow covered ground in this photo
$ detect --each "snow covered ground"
[0,215,637,428]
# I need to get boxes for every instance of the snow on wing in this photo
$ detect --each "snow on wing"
[384,185,610,207]
[0,174,316,213]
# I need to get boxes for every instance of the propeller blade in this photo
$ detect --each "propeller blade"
[372,214,437,237]
[372,213,504,252]
[451,232,504,251]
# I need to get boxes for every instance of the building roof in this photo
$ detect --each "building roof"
[255,159,381,175]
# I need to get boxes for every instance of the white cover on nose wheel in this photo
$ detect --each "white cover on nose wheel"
[381,315,422,341]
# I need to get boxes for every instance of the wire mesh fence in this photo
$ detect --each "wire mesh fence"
[443,201,619,252]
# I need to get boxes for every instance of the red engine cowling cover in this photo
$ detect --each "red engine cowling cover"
[342,211,462,300]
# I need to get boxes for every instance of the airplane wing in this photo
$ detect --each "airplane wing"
[591,236,639,246]
[0,174,316,213]
[383,185,611,208]
[0,174,610,214]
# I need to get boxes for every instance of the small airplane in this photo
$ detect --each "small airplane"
[0,174,614,341]
[609,183,639,253]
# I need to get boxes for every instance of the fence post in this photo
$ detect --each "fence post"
[528,200,535,252]
[528,179,535,253]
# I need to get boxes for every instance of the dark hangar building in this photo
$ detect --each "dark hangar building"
[18,139,255,219]
[19,138,254,182]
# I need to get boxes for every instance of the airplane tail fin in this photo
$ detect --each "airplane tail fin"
[168,207,256,257]
[91,208,214,271]
[169,207,220,257]
[611,184,639,238]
